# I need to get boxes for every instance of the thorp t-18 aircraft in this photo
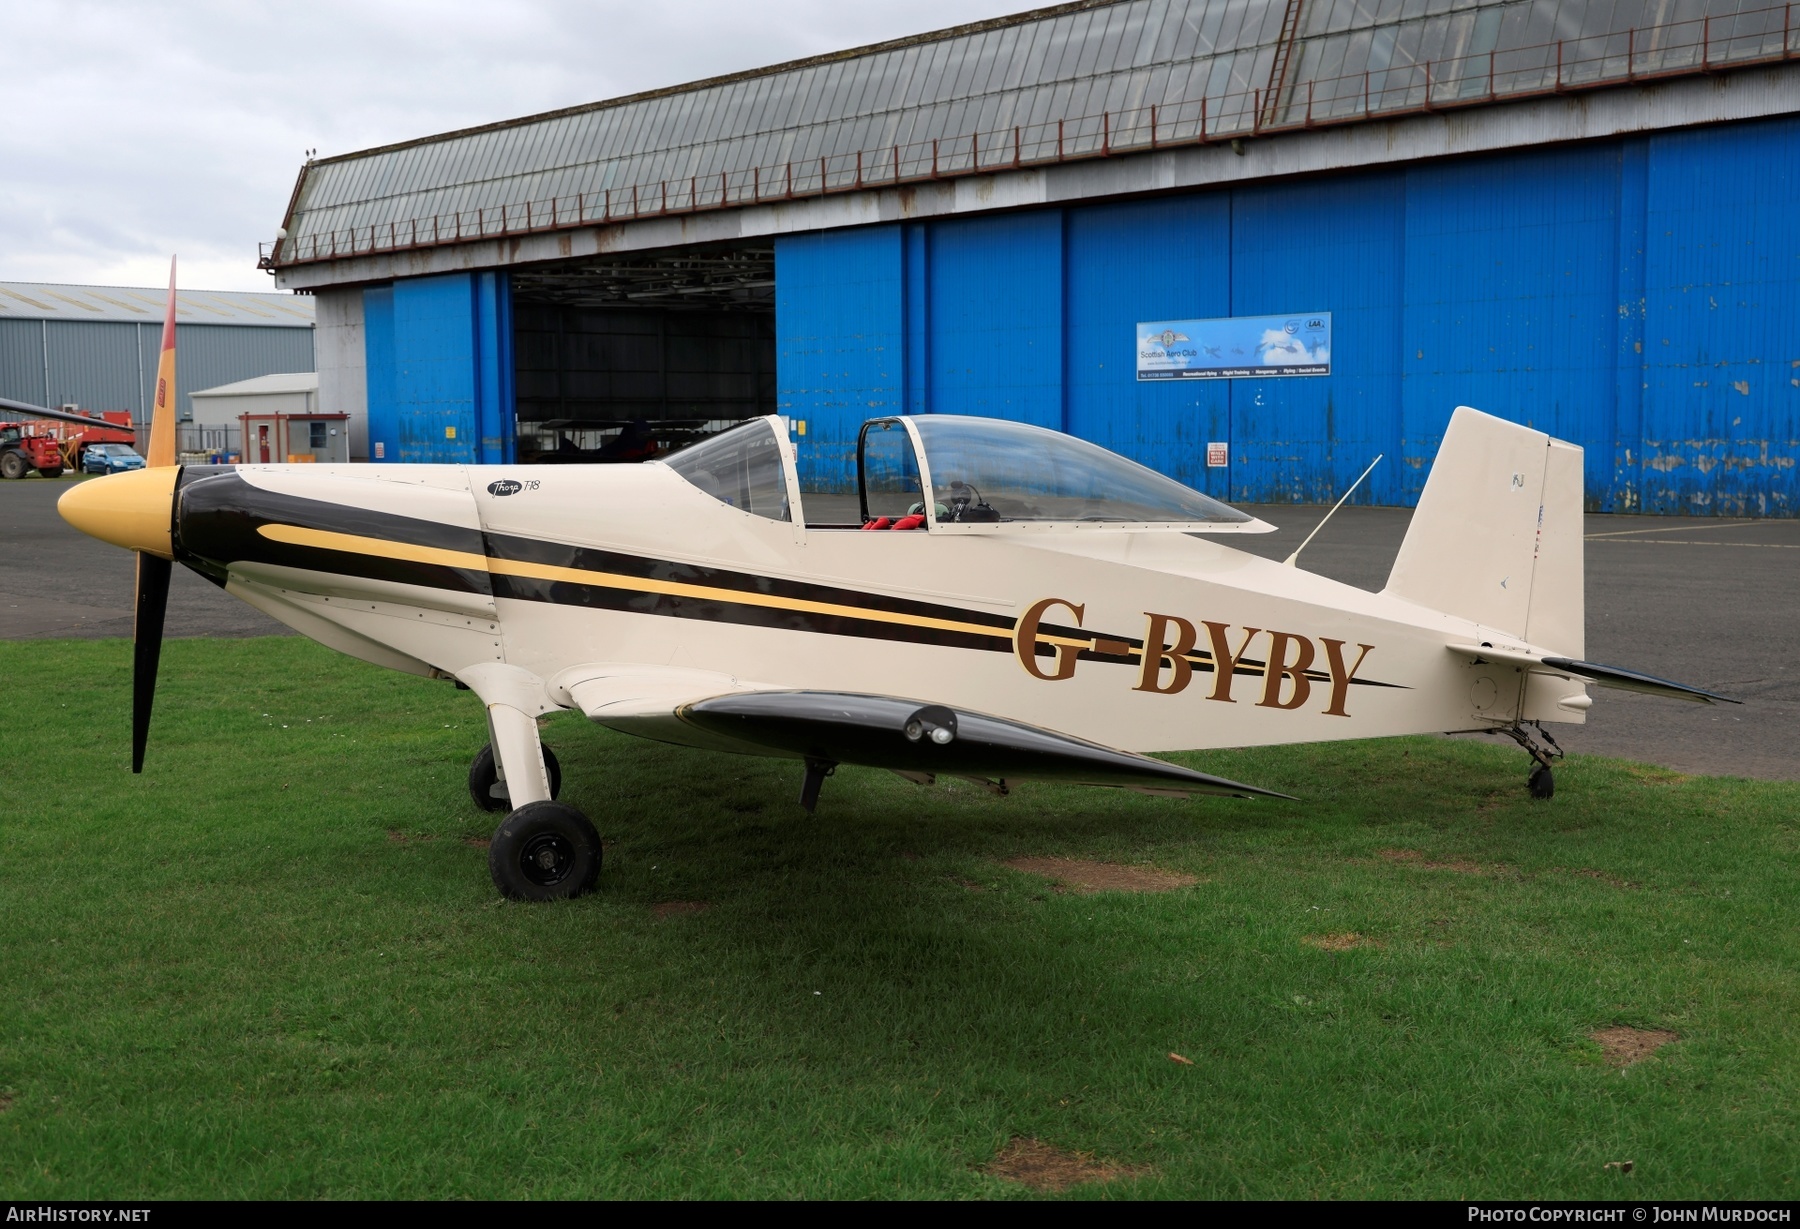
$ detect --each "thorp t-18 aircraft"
[47,262,1736,901]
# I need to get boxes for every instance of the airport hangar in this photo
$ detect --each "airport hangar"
[0,283,314,428]
[264,0,1800,516]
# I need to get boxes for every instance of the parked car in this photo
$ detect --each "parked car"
[82,444,146,475]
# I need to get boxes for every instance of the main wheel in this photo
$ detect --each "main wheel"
[1528,763,1555,800]
[0,452,26,480]
[488,800,602,901]
[37,466,63,479]
[468,742,561,812]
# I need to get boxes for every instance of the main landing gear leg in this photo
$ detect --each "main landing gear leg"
[485,703,553,808]
[1503,721,1564,800]
[469,731,562,813]
[481,699,601,902]
[799,757,837,814]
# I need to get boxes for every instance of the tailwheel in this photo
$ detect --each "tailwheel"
[488,800,602,901]
[468,742,561,812]
[1504,721,1563,801]
[1527,763,1555,800]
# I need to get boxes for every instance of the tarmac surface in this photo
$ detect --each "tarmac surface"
[2,475,285,639]
[1226,502,1800,783]
[5,473,1795,780]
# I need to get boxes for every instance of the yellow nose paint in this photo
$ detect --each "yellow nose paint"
[57,468,178,558]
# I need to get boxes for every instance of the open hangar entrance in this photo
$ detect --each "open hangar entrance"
[509,244,774,464]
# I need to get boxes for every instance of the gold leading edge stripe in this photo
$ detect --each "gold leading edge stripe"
[257,523,1033,643]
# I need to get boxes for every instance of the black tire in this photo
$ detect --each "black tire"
[38,466,63,479]
[1528,763,1555,800]
[468,742,561,812]
[488,800,602,901]
[0,451,25,480]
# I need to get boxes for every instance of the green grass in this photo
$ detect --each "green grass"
[2,637,1795,1199]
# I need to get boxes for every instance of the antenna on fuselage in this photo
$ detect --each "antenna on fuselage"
[1283,454,1383,569]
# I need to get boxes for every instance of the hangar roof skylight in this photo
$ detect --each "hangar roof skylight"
[269,0,1797,270]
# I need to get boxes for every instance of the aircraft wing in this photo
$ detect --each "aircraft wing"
[1446,644,1740,705]
[552,664,1291,800]
[0,396,120,429]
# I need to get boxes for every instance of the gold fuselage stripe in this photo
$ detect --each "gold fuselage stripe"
[254,524,1343,681]
[255,522,1048,644]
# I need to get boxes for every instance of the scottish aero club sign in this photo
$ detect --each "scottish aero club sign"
[1137,312,1331,380]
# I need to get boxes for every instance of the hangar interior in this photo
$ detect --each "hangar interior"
[509,246,775,462]
[283,0,1800,515]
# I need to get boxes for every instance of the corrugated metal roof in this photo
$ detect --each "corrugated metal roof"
[189,372,320,397]
[271,0,1798,268]
[0,281,315,327]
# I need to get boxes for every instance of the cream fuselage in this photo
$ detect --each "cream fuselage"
[201,457,1583,757]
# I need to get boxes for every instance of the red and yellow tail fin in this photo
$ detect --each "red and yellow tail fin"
[146,257,177,468]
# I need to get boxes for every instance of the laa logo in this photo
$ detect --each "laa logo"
[487,479,536,497]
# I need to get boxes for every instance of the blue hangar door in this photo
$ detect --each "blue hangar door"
[777,115,1800,515]
[774,206,1240,504]
[772,178,1625,509]
[364,271,515,465]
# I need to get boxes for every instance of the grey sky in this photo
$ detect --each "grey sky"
[1,0,1023,293]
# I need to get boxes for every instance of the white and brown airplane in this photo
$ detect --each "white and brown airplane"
[48,266,1735,901]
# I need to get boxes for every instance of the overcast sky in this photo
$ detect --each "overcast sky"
[1,0,1023,294]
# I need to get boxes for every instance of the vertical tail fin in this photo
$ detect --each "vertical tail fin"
[1383,406,1584,656]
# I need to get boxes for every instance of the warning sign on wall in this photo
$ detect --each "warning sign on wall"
[1206,441,1229,468]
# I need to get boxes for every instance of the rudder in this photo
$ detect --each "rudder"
[1383,406,1584,656]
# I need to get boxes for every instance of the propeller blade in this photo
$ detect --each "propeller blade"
[146,258,178,469]
[130,256,179,773]
[132,553,172,773]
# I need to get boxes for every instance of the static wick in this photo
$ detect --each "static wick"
[1283,453,1384,569]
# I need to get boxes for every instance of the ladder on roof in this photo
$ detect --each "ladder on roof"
[1261,0,1307,129]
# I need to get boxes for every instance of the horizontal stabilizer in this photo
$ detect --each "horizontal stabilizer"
[1539,657,1741,706]
[681,690,1293,799]
[1446,644,1739,706]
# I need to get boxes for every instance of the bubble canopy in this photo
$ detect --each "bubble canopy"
[858,416,1271,533]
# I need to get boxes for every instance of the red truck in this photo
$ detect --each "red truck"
[0,422,68,479]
